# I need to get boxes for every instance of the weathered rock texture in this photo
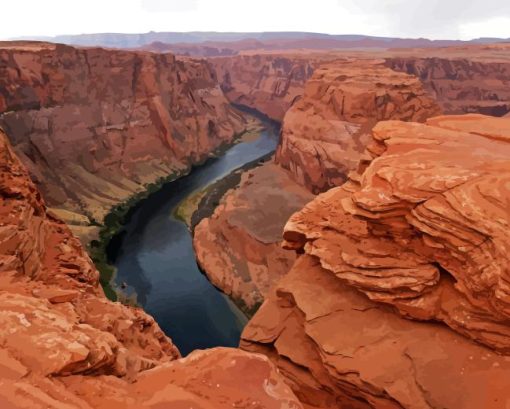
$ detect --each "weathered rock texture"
[0,128,301,408]
[386,55,510,117]
[241,114,510,408]
[0,41,245,223]
[211,54,330,121]
[193,59,441,317]
[276,60,442,193]
[194,162,314,314]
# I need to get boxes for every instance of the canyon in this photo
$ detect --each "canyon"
[241,114,510,408]
[0,41,245,242]
[1,35,510,408]
[193,44,510,316]
[0,127,301,408]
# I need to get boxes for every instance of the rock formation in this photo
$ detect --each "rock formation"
[276,60,442,193]
[0,41,246,228]
[194,162,314,314]
[193,59,441,316]
[211,54,329,121]
[386,52,510,117]
[0,127,301,408]
[241,114,510,408]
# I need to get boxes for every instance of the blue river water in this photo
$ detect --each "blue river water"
[108,121,278,355]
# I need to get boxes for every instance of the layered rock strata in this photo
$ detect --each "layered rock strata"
[275,60,442,193]
[194,162,314,314]
[0,41,245,224]
[386,54,510,117]
[193,60,441,315]
[0,127,301,408]
[211,54,329,121]
[241,114,510,407]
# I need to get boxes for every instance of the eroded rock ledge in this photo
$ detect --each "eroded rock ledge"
[276,59,442,193]
[0,41,246,226]
[194,162,314,314]
[0,128,301,408]
[241,114,510,408]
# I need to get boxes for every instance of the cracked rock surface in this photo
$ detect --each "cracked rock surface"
[242,114,510,408]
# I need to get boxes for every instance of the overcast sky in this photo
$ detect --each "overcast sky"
[2,0,510,40]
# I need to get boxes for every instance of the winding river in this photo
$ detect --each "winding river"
[107,118,279,355]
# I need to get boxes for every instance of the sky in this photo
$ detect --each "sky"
[2,0,510,41]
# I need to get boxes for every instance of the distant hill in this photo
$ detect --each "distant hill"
[13,31,510,50]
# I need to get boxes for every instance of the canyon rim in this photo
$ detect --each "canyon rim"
[1,2,510,408]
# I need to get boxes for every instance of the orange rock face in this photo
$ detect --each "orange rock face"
[194,162,314,314]
[0,127,178,376]
[0,42,245,223]
[240,114,510,407]
[242,255,510,409]
[386,55,510,117]
[276,60,442,193]
[0,129,302,408]
[62,348,303,409]
[211,54,327,121]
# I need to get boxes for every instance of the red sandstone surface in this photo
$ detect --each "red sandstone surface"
[0,41,246,229]
[239,114,510,407]
[0,127,301,408]
[194,162,314,314]
[276,59,442,193]
[211,54,330,121]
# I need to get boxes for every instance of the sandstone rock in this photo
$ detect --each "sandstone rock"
[0,42,246,223]
[386,54,510,117]
[0,118,300,409]
[242,255,510,409]
[276,60,442,193]
[62,348,303,409]
[281,114,510,352]
[212,54,329,121]
[194,162,314,314]
[240,113,510,407]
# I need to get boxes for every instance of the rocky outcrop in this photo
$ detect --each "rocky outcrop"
[0,125,301,408]
[0,127,178,377]
[193,59,441,317]
[386,52,510,117]
[194,162,314,314]
[241,114,510,407]
[242,254,510,409]
[276,60,442,193]
[0,41,245,224]
[211,54,330,121]
[61,347,302,409]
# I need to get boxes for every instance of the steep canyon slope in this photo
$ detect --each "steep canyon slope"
[0,128,302,409]
[0,41,246,233]
[194,59,441,313]
[194,45,510,321]
[211,54,330,121]
[241,114,510,408]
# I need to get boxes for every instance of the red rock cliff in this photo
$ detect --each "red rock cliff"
[276,60,442,193]
[386,52,510,117]
[0,41,245,225]
[241,114,510,408]
[0,127,302,408]
[211,54,329,121]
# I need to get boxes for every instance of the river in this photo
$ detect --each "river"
[107,118,279,356]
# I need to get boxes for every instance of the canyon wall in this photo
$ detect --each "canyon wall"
[386,55,510,117]
[275,59,442,193]
[0,42,246,229]
[194,59,441,315]
[211,54,331,121]
[241,114,510,408]
[0,127,302,408]
[194,162,314,314]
